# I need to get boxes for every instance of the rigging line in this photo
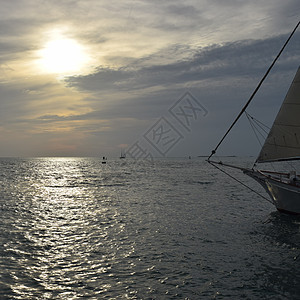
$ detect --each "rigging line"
[245,112,265,137]
[250,115,270,131]
[246,113,269,143]
[245,112,270,135]
[208,20,300,161]
[249,116,276,171]
[208,161,274,204]
[246,113,264,147]
[251,119,269,136]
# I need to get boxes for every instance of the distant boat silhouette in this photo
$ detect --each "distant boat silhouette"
[102,156,107,164]
[120,149,126,159]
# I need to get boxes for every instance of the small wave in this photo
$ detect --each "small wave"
[197,181,213,185]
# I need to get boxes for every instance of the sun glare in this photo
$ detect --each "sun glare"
[38,37,90,75]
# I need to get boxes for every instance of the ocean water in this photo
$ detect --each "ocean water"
[0,157,299,299]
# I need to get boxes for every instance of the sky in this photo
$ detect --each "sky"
[0,0,299,158]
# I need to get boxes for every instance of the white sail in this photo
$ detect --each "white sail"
[257,67,300,163]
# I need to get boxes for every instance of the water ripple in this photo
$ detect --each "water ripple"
[1,158,300,299]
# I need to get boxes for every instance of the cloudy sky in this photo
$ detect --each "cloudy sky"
[0,0,299,157]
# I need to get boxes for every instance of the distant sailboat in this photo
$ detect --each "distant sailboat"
[120,149,126,159]
[208,21,300,214]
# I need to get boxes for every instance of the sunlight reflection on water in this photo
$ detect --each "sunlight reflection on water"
[2,158,134,299]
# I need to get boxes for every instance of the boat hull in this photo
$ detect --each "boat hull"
[244,170,300,215]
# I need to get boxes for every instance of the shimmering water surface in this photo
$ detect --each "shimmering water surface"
[0,157,299,299]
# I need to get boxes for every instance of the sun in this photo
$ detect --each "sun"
[38,36,90,75]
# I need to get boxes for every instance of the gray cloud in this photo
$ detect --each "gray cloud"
[61,31,300,157]
[66,32,300,95]
[0,0,299,156]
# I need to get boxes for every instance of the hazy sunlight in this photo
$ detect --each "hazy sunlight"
[38,37,90,75]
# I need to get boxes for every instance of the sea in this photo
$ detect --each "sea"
[0,157,299,299]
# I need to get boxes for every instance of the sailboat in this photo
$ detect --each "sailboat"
[244,67,300,214]
[208,21,300,215]
[120,149,126,159]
